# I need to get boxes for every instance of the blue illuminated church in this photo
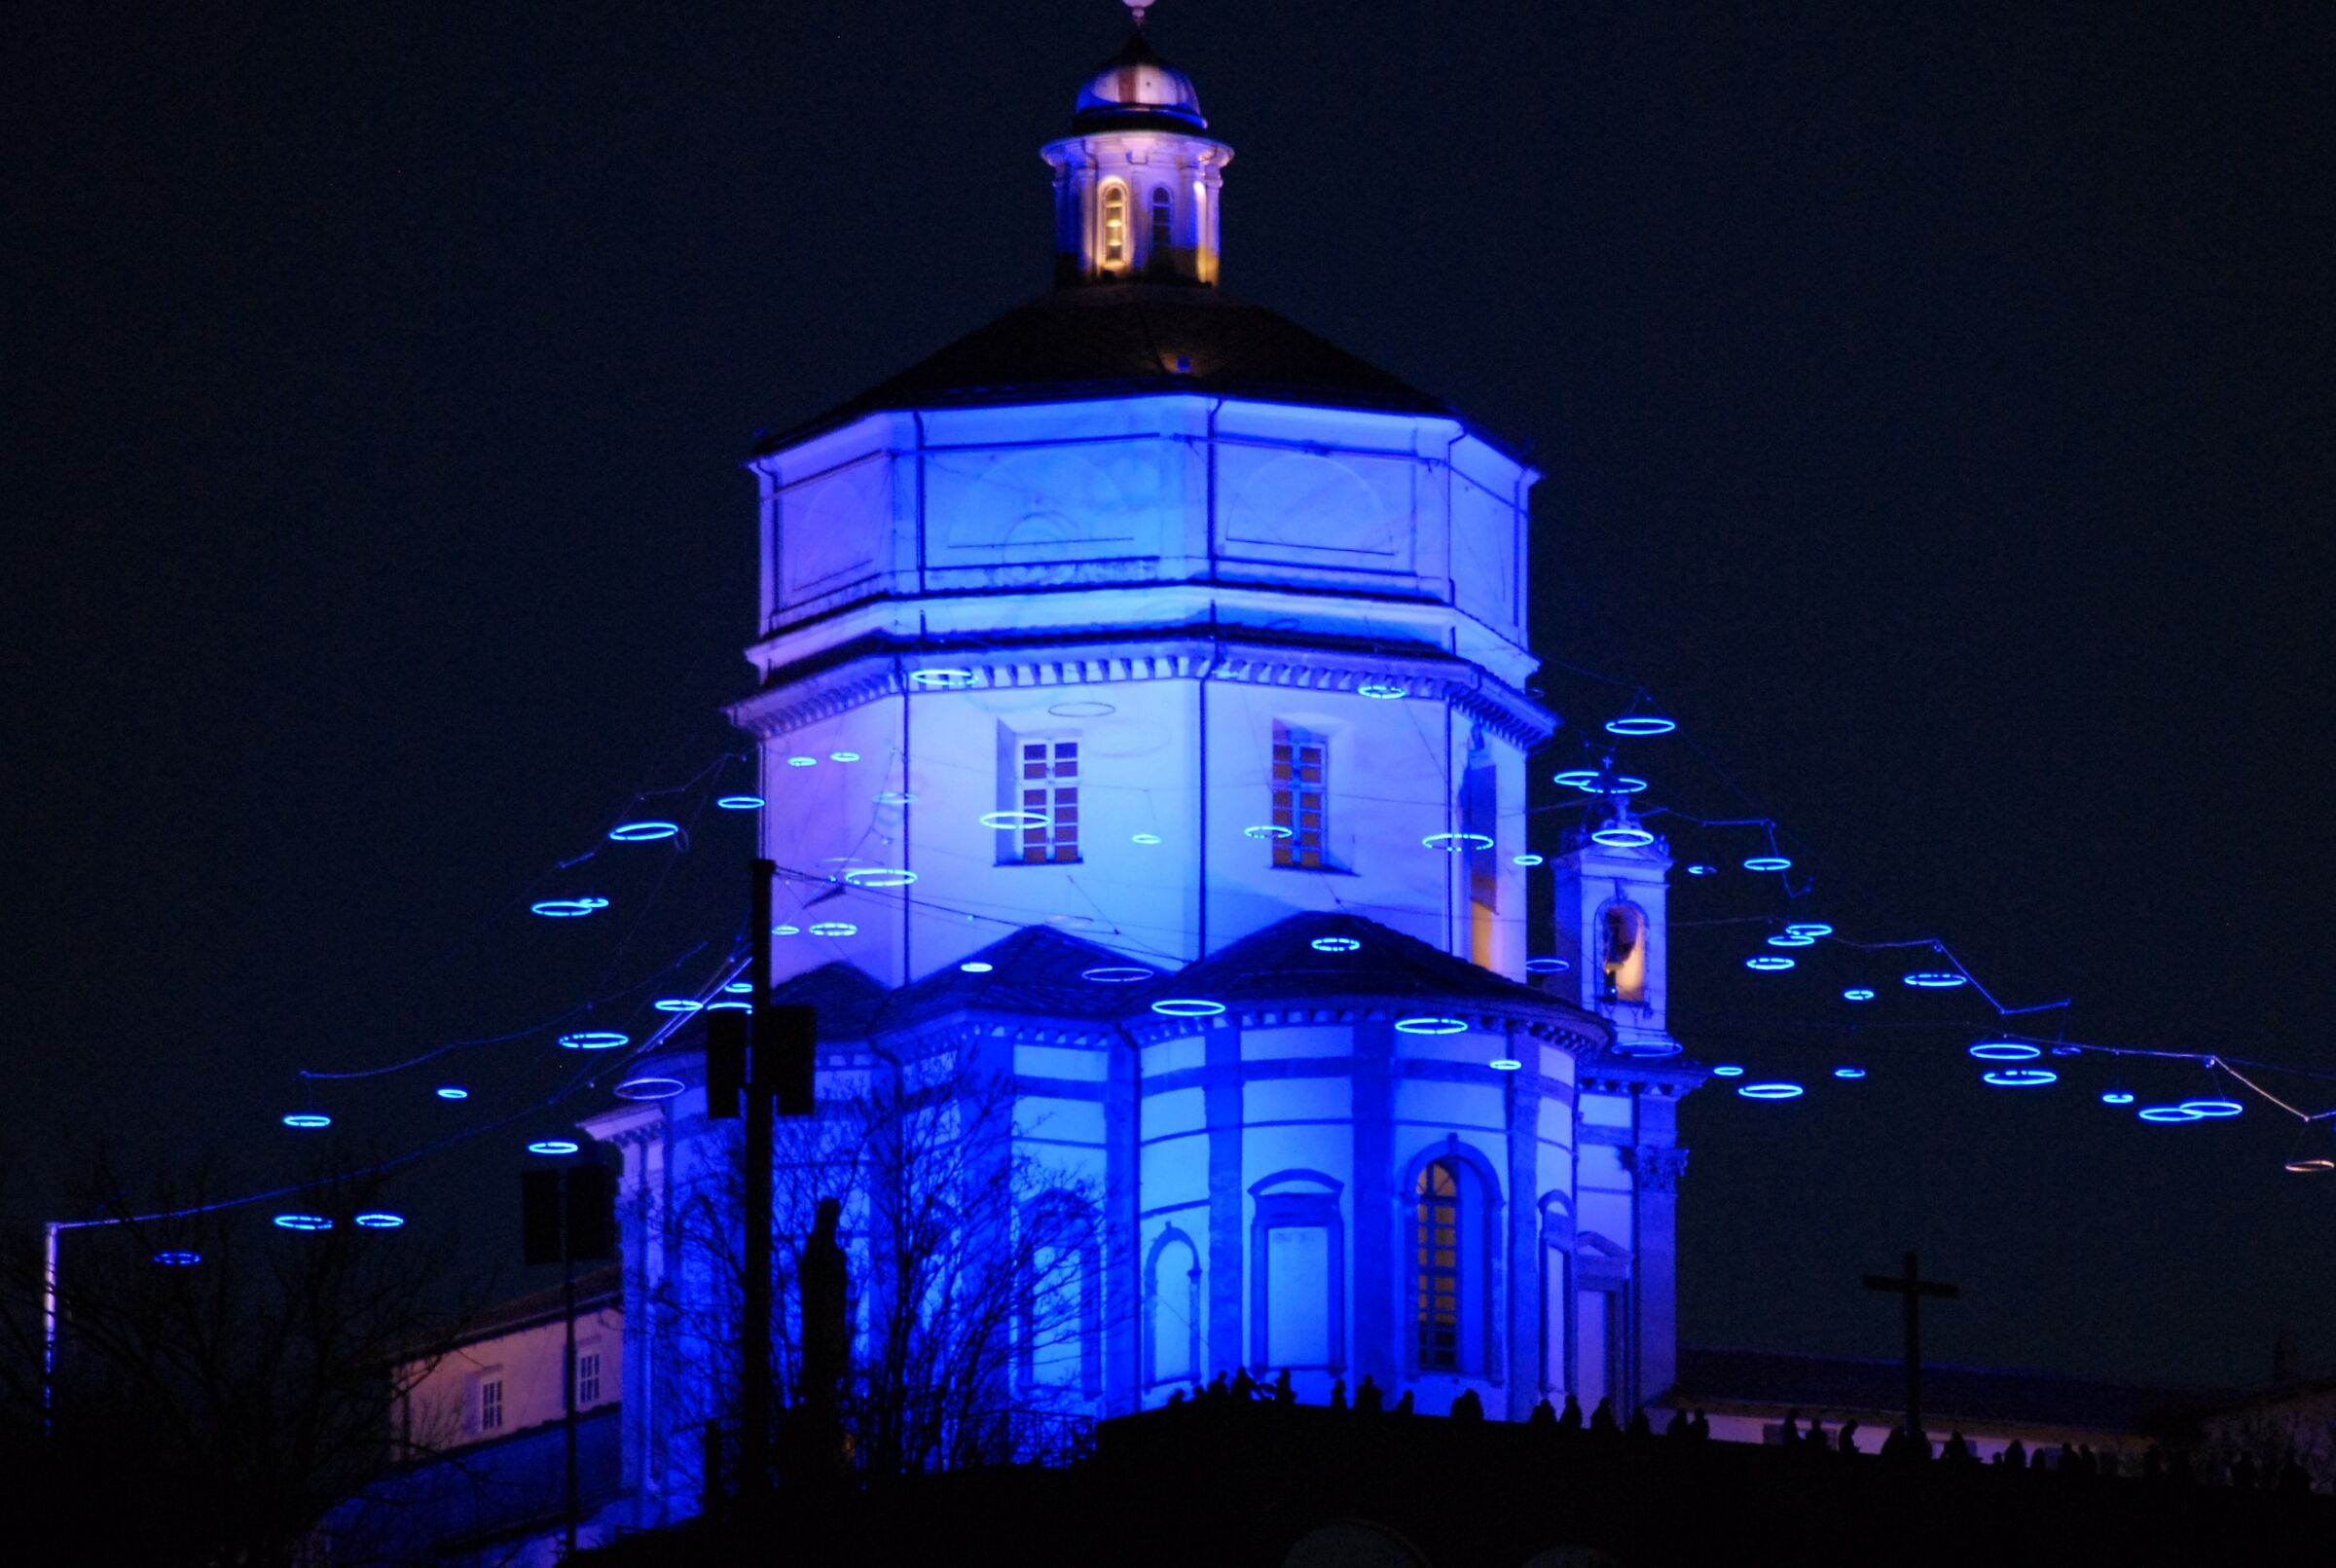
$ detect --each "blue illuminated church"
[585,4,1702,1524]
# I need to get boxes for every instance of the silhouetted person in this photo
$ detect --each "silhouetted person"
[2004,1439,2026,1471]
[1329,1377,1347,1412]
[1206,1370,1230,1403]
[1528,1397,1556,1429]
[1450,1387,1484,1422]
[1355,1374,1384,1415]
[1781,1410,1801,1447]
[1166,1388,1186,1407]
[1556,1394,1584,1434]
[2029,1445,2049,1472]
[1588,1397,1618,1437]
[1944,1432,1970,1465]
[1231,1367,1259,1403]
[1664,1407,1688,1440]
[1690,1409,1711,1442]
[1393,1389,1415,1417]
[1806,1416,1827,1451]
[1880,1427,1906,1463]
[1626,1407,1652,1440]
[1272,1368,1296,1405]
[1839,1419,1861,1456]
[2077,1443,2099,1477]
[2057,1442,2081,1481]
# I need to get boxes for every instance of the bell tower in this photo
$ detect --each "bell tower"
[1551,783,1683,1061]
[1042,1,1232,285]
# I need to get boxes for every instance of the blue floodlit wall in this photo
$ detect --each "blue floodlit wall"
[570,373,1703,1532]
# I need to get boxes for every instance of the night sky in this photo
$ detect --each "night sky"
[13,1,2332,1390]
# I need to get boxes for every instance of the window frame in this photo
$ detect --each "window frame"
[1413,1159,1463,1372]
[1270,723,1332,870]
[1100,181,1130,269]
[1000,731,1083,864]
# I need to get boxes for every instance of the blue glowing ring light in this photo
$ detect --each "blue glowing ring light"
[435,1085,469,1100]
[1151,999,1225,1018]
[1310,936,1362,953]
[154,1251,202,1266]
[1081,966,1154,983]
[724,981,753,994]
[1551,770,1599,789]
[830,751,859,762]
[353,1212,405,1229]
[273,1214,333,1231]
[1585,776,1650,796]
[654,999,705,1013]
[531,897,609,918]
[1687,863,1718,877]
[1982,1069,2058,1087]
[1358,682,1407,700]
[1834,1067,1867,1079]
[1131,832,1163,845]
[615,1076,685,1101]
[2137,1106,2200,1123]
[281,1112,332,1129]
[2179,1099,2243,1118]
[608,820,680,843]
[1741,856,1792,872]
[1514,853,1545,867]
[960,961,994,973]
[705,1000,751,1011]
[772,924,800,936]
[1902,971,1966,989]
[1785,923,1835,939]
[1968,1041,2041,1061]
[1767,934,1814,948]
[785,755,817,768]
[714,796,764,811]
[1423,831,1494,853]
[1489,1057,1523,1072]
[807,922,858,938]
[1842,988,1877,1003]
[1744,955,1796,971]
[1395,1016,1469,1036]
[1737,1081,1805,1100]
[874,790,916,806]
[1711,1065,1745,1077]
[981,810,1048,829]
[1525,957,1571,974]
[2099,1090,2135,1106]
[1246,824,1295,840]
[1592,826,1657,849]
[558,1031,630,1051]
[843,867,917,888]
[527,1140,581,1156]
[1604,715,1677,737]
[909,668,977,688]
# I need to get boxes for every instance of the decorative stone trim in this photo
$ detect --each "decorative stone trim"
[1620,1145,1691,1194]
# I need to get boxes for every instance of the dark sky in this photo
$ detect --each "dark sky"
[11,1,2332,1389]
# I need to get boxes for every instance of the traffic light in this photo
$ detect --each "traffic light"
[706,1008,748,1119]
[522,1168,564,1265]
[565,1161,617,1260]
[761,1004,818,1116]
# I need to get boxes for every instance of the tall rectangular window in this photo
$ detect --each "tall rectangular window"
[576,1350,602,1406]
[1271,726,1328,868]
[478,1376,503,1433]
[1011,738,1080,863]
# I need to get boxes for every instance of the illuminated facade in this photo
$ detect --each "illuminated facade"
[586,8,1700,1525]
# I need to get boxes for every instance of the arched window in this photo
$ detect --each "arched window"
[1599,901,1648,1004]
[1144,1226,1202,1389]
[1414,1160,1462,1370]
[1100,183,1128,268]
[1150,185,1173,256]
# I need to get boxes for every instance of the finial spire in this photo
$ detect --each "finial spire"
[1124,0,1154,27]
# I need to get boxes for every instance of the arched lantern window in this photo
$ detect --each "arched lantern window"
[1101,183,1128,268]
[1598,901,1649,1005]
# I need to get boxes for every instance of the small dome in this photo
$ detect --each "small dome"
[1074,28,1206,131]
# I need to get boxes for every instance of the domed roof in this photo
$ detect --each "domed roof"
[1073,26,1206,132]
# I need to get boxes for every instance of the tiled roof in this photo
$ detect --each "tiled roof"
[758,285,1488,454]
[881,926,1151,1033]
[1151,911,1597,1030]
[1669,1346,2223,1437]
[767,960,891,1039]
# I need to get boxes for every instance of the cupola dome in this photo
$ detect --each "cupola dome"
[1073,26,1206,132]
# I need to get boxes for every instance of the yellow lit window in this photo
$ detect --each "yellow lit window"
[1102,184,1127,267]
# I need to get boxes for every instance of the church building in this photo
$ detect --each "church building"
[584,6,1702,1527]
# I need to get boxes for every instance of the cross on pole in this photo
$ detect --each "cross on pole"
[1861,1251,1958,1446]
